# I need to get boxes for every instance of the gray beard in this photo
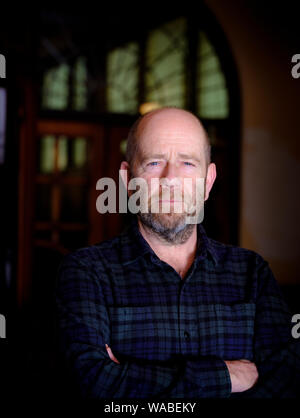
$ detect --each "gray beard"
[137,212,195,245]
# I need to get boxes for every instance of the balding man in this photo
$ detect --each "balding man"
[56,107,299,399]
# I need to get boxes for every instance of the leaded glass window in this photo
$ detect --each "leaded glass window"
[106,18,229,119]
[42,64,69,110]
[197,31,229,119]
[145,18,187,108]
[38,135,88,175]
[106,42,139,114]
[38,135,56,173]
[41,18,230,120]
[41,56,88,111]
[73,57,88,111]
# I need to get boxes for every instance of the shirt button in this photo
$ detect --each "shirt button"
[184,331,190,341]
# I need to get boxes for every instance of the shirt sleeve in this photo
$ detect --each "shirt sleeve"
[232,256,300,398]
[55,253,231,399]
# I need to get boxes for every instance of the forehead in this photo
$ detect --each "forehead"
[136,110,206,155]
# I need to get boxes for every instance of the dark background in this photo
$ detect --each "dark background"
[0,1,299,399]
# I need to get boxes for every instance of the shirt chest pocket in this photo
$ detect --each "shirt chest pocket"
[107,306,178,361]
[108,303,256,362]
[194,302,256,360]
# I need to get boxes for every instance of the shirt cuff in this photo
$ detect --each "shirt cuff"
[185,357,232,398]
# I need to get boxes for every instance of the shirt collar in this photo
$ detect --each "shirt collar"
[120,215,219,266]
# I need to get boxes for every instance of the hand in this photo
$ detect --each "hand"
[224,359,258,393]
[105,344,120,364]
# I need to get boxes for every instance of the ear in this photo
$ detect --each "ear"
[120,161,131,191]
[204,163,216,201]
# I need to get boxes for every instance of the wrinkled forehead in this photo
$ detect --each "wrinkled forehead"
[136,109,207,154]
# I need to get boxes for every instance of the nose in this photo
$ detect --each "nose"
[161,162,179,182]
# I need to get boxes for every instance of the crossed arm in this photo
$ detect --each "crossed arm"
[106,344,259,393]
[56,254,299,398]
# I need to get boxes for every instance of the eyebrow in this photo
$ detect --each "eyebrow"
[141,153,201,163]
[141,153,165,161]
[178,153,201,162]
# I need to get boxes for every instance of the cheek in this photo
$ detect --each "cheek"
[148,179,161,197]
[185,177,206,200]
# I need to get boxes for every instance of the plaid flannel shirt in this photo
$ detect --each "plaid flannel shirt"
[55,216,300,398]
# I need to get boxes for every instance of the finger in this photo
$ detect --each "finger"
[105,344,120,364]
[107,347,120,364]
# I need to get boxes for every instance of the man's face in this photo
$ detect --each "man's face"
[124,109,216,244]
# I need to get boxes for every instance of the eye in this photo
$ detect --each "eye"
[147,161,159,166]
[183,161,195,166]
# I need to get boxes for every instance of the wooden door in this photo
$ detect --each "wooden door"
[18,115,133,308]
[18,117,113,307]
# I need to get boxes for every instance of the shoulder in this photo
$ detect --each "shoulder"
[206,236,270,278]
[60,233,127,269]
[56,234,126,294]
[205,237,277,298]
[209,236,266,264]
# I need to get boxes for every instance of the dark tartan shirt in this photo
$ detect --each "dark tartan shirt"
[55,216,300,399]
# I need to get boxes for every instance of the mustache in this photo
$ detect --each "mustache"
[148,188,193,202]
[146,187,194,214]
[150,186,191,198]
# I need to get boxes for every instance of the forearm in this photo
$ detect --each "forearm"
[62,346,231,398]
[58,319,232,398]
[167,357,231,398]
[64,344,178,398]
[231,340,300,398]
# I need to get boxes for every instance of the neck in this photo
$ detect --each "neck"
[137,219,198,278]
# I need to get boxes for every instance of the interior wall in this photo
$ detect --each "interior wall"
[205,0,300,284]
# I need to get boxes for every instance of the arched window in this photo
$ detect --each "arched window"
[41,17,230,120]
[106,17,229,119]
[197,31,229,119]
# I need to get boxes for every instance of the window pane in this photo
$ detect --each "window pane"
[73,137,88,170]
[57,135,68,172]
[63,137,88,175]
[106,42,139,114]
[145,18,187,108]
[197,32,229,119]
[42,64,70,110]
[46,136,88,175]
[66,137,88,174]
[38,135,56,174]
[73,56,87,111]
[59,137,88,175]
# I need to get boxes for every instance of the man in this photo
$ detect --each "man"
[56,107,299,398]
